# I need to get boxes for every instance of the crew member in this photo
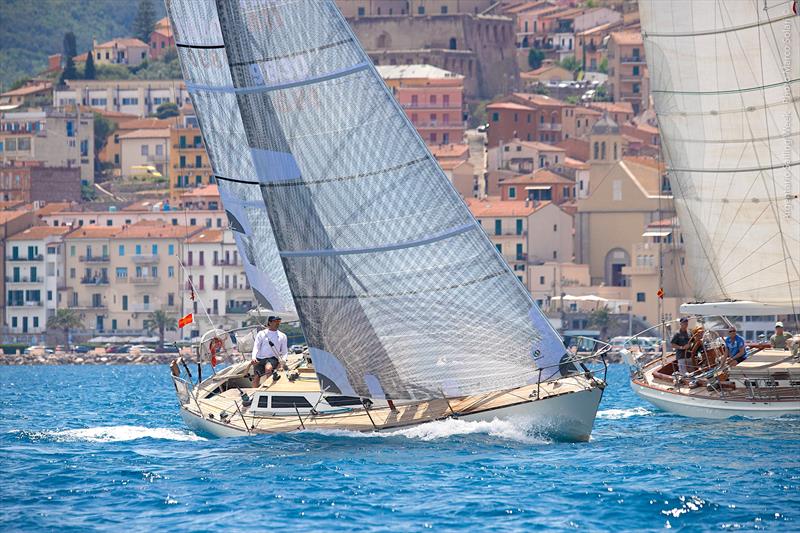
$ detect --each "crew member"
[724,326,746,363]
[770,321,793,349]
[251,315,288,387]
[671,317,691,374]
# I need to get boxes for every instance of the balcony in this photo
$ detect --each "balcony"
[80,255,110,263]
[226,304,252,314]
[131,255,159,264]
[6,255,43,262]
[539,123,562,132]
[81,276,110,285]
[494,230,527,237]
[620,55,645,64]
[173,143,204,150]
[130,277,159,285]
[504,253,528,263]
[130,303,154,312]
[72,303,107,311]
[213,259,239,266]
[5,276,44,283]
[402,103,462,110]
[413,121,462,130]
[7,301,43,307]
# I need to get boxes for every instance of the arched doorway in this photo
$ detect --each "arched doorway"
[605,248,630,287]
[449,37,457,50]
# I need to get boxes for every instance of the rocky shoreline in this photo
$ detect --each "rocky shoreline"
[0,352,185,365]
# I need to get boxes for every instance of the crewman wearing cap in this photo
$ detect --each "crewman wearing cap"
[770,322,793,350]
[670,317,692,374]
[251,315,288,387]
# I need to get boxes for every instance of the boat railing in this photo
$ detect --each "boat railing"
[532,342,609,399]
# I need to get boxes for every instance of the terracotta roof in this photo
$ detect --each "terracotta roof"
[465,197,541,218]
[503,1,550,14]
[180,184,219,198]
[65,226,122,239]
[486,101,534,111]
[512,93,567,107]
[155,17,171,30]
[521,64,572,79]
[0,201,25,210]
[429,143,469,159]
[624,155,666,173]
[575,106,602,116]
[35,202,73,216]
[121,199,170,211]
[186,229,224,244]
[73,52,88,62]
[152,26,174,38]
[588,101,634,115]
[116,221,202,239]
[611,31,643,46]
[1,82,52,98]
[439,159,469,171]
[564,157,590,170]
[118,128,171,140]
[95,38,148,49]
[502,168,574,186]
[118,118,173,130]
[515,140,565,152]
[0,210,30,225]
[555,138,590,161]
[8,225,71,241]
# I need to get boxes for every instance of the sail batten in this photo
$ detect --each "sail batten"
[640,0,800,309]
[169,0,568,400]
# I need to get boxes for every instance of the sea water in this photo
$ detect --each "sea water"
[0,365,797,531]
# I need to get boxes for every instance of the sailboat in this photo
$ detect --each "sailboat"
[165,0,606,440]
[624,0,800,418]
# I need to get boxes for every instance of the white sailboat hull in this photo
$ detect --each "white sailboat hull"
[631,381,800,419]
[179,385,604,442]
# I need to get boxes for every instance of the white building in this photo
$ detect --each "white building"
[488,139,567,174]
[183,229,254,337]
[4,225,69,342]
[54,79,192,118]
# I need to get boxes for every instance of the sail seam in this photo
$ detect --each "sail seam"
[669,160,800,174]
[186,62,369,94]
[262,156,430,188]
[652,77,800,95]
[175,42,225,49]
[280,223,475,257]
[293,269,508,299]
[643,12,795,38]
[229,38,354,66]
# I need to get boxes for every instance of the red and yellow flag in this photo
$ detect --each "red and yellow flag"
[178,313,193,328]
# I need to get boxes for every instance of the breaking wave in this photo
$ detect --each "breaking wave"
[14,425,206,443]
[596,407,653,420]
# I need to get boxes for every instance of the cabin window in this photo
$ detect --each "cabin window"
[271,396,313,409]
[258,396,269,408]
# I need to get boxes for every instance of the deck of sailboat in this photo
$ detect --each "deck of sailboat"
[182,361,600,434]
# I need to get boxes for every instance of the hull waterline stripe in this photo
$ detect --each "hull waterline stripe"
[186,62,370,95]
[293,269,509,300]
[229,38,354,66]
[281,222,476,258]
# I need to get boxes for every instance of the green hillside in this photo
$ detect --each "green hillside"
[0,0,166,90]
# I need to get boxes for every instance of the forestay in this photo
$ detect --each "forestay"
[639,0,800,312]
[168,0,567,400]
[168,0,296,315]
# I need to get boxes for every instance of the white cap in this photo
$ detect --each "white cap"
[775,321,784,328]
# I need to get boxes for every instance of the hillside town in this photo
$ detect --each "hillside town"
[0,0,780,349]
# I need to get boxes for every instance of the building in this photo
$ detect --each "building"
[149,17,175,59]
[183,228,253,336]
[170,113,214,198]
[574,117,673,287]
[520,62,574,88]
[0,209,37,328]
[588,101,634,125]
[467,196,574,288]
[336,0,495,17]
[91,38,150,67]
[499,168,576,205]
[486,93,569,147]
[0,162,81,202]
[607,32,648,114]
[528,261,591,308]
[488,138,566,173]
[0,108,94,184]
[100,117,172,171]
[352,12,519,98]
[378,64,466,145]
[561,105,601,140]
[54,79,191,118]
[40,201,227,231]
[62,222,201,335]
[118,128,170,179]
[4,225,70,342]
[0,82,53,108]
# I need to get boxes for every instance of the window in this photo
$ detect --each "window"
[516,219,523,235]
[492,112,499,122]
[441,5,448,14]
[143,295,150,305]
[70,245,76,257]
[33,317,39,328]
[509,186,516,199]
[494,220,502,235]
[135,244,142,255]
[418,5,425,14]
[119,245,125,256]
[633,66,640,76]
[168,244,174,256]
[633,83,640,94]
[357,6,365,15]
[637,292,646,302]
[116,267,128,278]
[168,266,175,278]
[168,293,175,306]
[155,144,163,156]
[271,396,313,409]
[152,244,158,255]
[553,224,558,232]
[612,180,622,201]
[141,144,149,156]
[70,268,75,279]
[539,276,545,285]
[122,295,128,311]
[495,243,502,253]
[553,250,558,259]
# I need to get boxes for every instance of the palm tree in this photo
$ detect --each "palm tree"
[589,306,615,341]
[47,309,84,347]
[144,309,178,349]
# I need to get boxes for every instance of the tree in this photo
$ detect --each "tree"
[84,49,96,80]
[47,309,84,347]
[63,32,77,59]
[145,309,178,349]
[598,57,608,74]
[589,306,616,341]
[59,32,79,83]
[132,0,156,43]
[528,49,545,70]
[560,56,581,74]
[155,101,179,119]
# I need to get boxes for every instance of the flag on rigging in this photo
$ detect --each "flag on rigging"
[657,288,664,299]
[178,313,193,328]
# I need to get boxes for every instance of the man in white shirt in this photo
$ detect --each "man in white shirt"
[251,315,288,387]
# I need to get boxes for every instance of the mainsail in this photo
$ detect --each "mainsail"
[639,0,800,313]
[167,0,567,400]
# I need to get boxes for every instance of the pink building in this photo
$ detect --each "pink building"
[377,64,465,146]
[149,17,175,59]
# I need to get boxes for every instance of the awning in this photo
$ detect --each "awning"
[525,185,552,190]
[642,230,672,237]
[680,301,798,315]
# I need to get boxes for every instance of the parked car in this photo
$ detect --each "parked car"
[74,345,92,354]
[160,345,180,354]
[23,345,53,355]
[130,345,156,354]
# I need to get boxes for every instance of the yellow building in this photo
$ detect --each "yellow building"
[92,38,149,67]
[575,116,673,287]
[169,115,214,201]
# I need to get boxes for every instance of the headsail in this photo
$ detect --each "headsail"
[168,0,567,400]
[639,0,800,313]
[168,0,295,315]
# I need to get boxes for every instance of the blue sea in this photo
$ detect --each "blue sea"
[0,364,798,532]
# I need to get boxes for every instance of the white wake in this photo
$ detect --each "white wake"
[596,407,653,420]
[26,425,206,443]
